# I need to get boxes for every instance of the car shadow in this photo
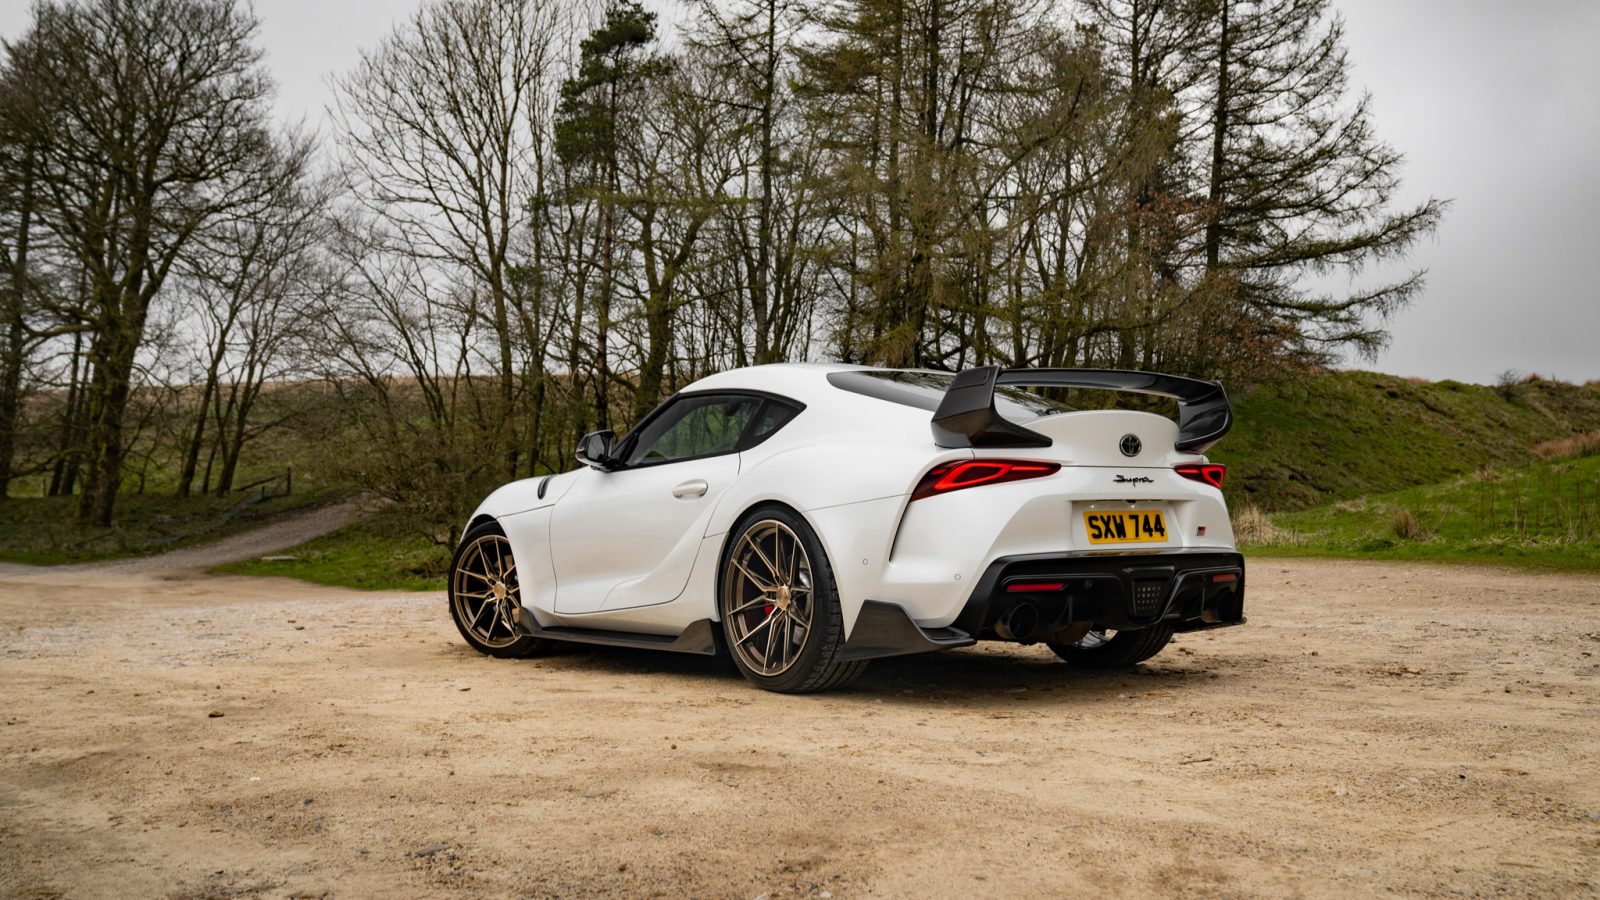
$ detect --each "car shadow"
[515,641,1237,708]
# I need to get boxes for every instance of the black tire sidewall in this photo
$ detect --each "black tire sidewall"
[1049,625,1174,668]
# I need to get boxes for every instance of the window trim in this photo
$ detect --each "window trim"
[614,389,805,470]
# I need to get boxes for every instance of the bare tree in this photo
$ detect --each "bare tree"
[1,0,280,525]
[333,0,574,480]
[174,135,323,496]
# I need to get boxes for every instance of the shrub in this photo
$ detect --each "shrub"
[1391,507,1430,541]
[1494,369,1524,402]
[1232,505,1291,545]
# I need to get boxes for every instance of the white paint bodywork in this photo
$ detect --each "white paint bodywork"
[467,363,1238,639]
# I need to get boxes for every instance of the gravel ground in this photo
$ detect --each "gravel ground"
[0,554,1596,898]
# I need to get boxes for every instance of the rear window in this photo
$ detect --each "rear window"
[827,369,1072,421]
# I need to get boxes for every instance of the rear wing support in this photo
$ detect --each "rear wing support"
[930,366,1233,453]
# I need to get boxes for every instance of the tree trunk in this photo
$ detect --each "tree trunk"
[176,364,219,497]
[0,151,35,500]
[79,309,145,527]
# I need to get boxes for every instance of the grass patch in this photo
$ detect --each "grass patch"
[1214,371,1600,511]
[1241,454,1600,572]
[214,505,449,591]
[0,488,341,565]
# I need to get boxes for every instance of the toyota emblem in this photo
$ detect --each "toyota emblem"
[1119,434,1142,457]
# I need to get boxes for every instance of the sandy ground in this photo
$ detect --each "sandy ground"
[1,543,1597,898]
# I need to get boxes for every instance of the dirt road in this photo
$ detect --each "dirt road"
[1,553,1597,898]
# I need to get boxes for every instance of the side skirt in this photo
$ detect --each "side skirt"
[512,609,718,656]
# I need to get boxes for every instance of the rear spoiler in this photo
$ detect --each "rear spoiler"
[931,366,1233,452]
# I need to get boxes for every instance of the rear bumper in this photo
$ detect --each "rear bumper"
[953,549,1246,641]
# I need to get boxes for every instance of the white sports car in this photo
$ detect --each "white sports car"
[449,364,1246,692]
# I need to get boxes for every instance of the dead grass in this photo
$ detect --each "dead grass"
[1533,431,1600,461]
[1390,507,1431,541]
[1232,504,1293,545]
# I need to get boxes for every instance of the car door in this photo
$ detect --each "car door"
[550,394,763,615]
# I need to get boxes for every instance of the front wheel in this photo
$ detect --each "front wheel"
[718,507,868,693]
[1048,625,1173,669]
[449,522,550,658]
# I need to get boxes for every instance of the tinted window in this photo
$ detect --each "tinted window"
[827,369,1072,420]
[625,395,761,465]
[747,401,799,446]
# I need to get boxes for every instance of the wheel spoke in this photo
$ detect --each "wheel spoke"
[469,598,495,632]
[739,610,780,647]
[763,609,780,671]
[742,532,784,585]
[728,596,770,616]
[731,556,774,593]
[772,524,785,584]
[459,567,495,587]
[780,612,795,670]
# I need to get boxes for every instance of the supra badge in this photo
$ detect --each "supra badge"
[1114,474,1153,485]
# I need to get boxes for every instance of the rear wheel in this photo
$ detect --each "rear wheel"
[719,507,867,693]
[449,522,550,658]
[1048,625,1173,668]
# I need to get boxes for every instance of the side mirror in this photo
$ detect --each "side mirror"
[575,430,618,470]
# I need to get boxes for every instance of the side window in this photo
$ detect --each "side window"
[625,395,762,466]
[747,401,799,447]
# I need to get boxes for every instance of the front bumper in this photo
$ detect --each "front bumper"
[954,549,1245,641]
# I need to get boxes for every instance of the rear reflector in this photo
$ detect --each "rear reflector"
[1211,572,1238,584]
[911,459,1061,501]
[1006,581,1066,593]
[1175,463,1227,489]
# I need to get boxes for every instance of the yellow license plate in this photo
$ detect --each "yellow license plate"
[1084,509,1170,544]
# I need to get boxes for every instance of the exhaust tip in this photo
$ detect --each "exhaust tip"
[995,602,1040,643]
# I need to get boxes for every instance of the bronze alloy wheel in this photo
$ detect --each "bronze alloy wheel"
[452,532,523,649]
[721,519,815,677]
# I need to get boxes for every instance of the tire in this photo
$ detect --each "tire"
[448,521,551,659]
[718,505,868,693]
[1048,625,1174,669]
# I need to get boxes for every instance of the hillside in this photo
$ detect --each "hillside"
[1242,452,1600,571]
[1213,371,1600,512]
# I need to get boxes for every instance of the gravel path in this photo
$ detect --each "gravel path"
[0,496,370,577]
[0,556,1596,897]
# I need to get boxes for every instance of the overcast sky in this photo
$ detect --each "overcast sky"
[4,0,1597,384]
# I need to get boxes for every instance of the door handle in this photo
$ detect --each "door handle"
[672,479,709,499]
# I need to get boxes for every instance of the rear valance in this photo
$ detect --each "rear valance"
[931,366,1233,452]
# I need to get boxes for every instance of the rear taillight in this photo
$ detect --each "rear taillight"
[911,459,1060,501]
[1175,463,1226,489]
